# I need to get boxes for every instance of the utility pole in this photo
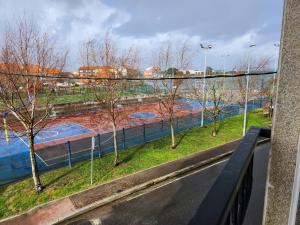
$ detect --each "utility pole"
[243,44,256,136]
[200,44,212,127]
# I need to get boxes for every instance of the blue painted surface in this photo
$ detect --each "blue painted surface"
[130,112,157,119]
[176,99,216,110]
[0,124,92,185]
[35,124,91,144]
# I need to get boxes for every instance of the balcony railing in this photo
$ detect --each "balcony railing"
[188,126,271,225]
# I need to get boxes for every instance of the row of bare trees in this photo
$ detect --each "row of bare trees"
[0,19,274,193]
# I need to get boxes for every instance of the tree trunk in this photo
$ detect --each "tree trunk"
[170,121,176,149]
[112,121,119,166]
[212,117,217,137]
[27,132,42,192]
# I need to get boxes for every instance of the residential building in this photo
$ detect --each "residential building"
[179,69,204,75]
[144,66,161,78]
[78,65,118,83]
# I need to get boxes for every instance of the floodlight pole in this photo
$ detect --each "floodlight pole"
[200,44,212,127]
[243,44,256,136]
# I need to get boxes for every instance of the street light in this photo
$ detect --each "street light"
[200,43,213,127]
[243,44,256,136]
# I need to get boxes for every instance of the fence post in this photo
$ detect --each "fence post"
[97,134,102,158]
[122,128,126,149]
[91,136,95,185]
[161,120,164,132]
[260,98,262,108]
[143,124,146,142]
[66,141,72,168]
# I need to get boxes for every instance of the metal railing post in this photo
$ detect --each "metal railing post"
[90,136,95,185]
[97,134,102,158]
[122,128,126,149]
[66,141,72,168]
[143,124,146,142]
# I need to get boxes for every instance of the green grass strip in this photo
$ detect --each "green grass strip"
[0,109,271,219]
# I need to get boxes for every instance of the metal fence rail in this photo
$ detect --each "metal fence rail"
[0,99,264,185]
[187,126,271,225]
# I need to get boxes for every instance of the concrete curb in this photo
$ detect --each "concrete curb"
[53,138,270,224]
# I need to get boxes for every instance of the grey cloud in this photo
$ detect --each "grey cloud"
[0,0,284,71]
[105,0,283,41]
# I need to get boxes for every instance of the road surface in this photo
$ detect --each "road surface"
[62,143,270,225]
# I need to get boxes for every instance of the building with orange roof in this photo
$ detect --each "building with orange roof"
[78,65,118,83]
[0,63,61,75]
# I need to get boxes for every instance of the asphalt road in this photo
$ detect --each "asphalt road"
[63,143,270,225]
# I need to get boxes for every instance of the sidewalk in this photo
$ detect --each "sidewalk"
[0,139,242,225]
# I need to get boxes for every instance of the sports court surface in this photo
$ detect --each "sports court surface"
[1,98,208,155]
[42,99,208,146]
[0,124,92,156]
[0,98,215,185]
[0,124,94,184]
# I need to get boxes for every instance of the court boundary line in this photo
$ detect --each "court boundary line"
[39,135,114,166]
[36,130,60,141]
[9,128,50,167]
[34,124,94,146]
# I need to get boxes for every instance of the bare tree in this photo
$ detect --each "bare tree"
[99,33,117,67]
[175,40,193,70]
[234,56,271,104]
[81,34,139,165]
[0,19,67,192]
[94,79,126,166]
[189,77,229,136]
[119,46,141,78]
[80,39,98,67]
[205,79,228,137]
[152,41,191,148]
[259,76,275,117]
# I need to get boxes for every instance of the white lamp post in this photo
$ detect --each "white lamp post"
[200,44,212,127]
[243,44,256,136]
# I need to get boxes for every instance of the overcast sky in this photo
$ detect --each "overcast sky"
[0,0,284,71]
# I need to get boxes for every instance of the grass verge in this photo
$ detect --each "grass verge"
[0,109,271,219]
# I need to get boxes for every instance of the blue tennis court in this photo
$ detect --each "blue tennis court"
[129,112,157,119]
[176,99,215,110]
[0,124,92,185]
